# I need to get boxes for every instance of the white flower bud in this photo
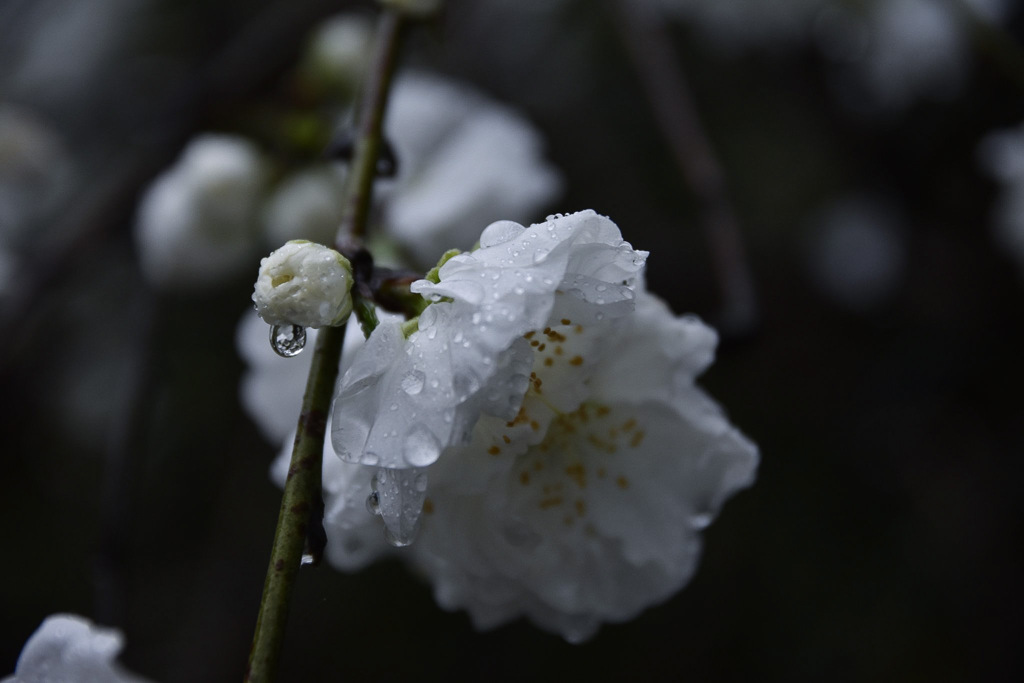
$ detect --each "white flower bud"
[252,240,353,328]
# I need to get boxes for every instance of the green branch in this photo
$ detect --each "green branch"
[245,9,407,683]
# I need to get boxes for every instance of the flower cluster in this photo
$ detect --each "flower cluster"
[251,210,759,640]
[134,14,561,290]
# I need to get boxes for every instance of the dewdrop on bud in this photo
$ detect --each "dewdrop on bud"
[252,240,354,329]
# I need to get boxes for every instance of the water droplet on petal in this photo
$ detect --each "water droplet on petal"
[403,424,440,467]
[532,248,550,264]
[480,220,525,247]
[300,553,315,565]
[270,324,306,357]
[400,370,426,395]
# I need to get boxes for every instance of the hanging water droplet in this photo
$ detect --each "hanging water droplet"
[300,553,315,565]
[270,324,306,357]
[401,370,426,395]
[384,527,413,547]
[366,491,381,515]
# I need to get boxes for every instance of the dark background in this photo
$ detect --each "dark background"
[2,0,1022,680]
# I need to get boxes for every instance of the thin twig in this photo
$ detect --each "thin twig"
[611,1,757,335]
[245,323,343,683]
[244,10,407,683]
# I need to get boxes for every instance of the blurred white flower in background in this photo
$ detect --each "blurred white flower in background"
[978,121,1024,271]
[380,73,564,267]
[655,0,827,52]
[262,165,348,248]
[3,614,151,683]
[648,0,1009,110]
[134,134,267,290]
[254,211,760,641]
[804,196,907,310]
[814,0,1007,111]
[299,13,375,93]
[0,105,74,244]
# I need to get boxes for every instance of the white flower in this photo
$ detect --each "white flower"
[3,614,151,683]
[331,210,646,541]
[381,74,563,267]
[317,210,758,640]
[252,240,353,328]
[134,134,266,289]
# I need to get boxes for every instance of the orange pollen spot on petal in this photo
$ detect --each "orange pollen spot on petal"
[538,497,564,509]
[560,318,571,325]
[502,435,511,444]
[596,405,611,417]
[616,475,629,490]
[488,445,501,455]
[520,471,530,485]
[570,355,584,366]
[530,340,540,347]
[565,463,587,488]
[543,327,552,334]
[530,420,540,431]
[622,418,637,431]
[575,325,584,334]
[544,357,554,366]
[546,330,566,342]
[554,346,563,356]
[630,431,646,448]
[524,331,536,339]
[575,499,586,516]
[537,343,546,351]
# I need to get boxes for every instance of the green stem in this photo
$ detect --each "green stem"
[337,9,406,244]
[246,324,343,682]
[245,9,407,683]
